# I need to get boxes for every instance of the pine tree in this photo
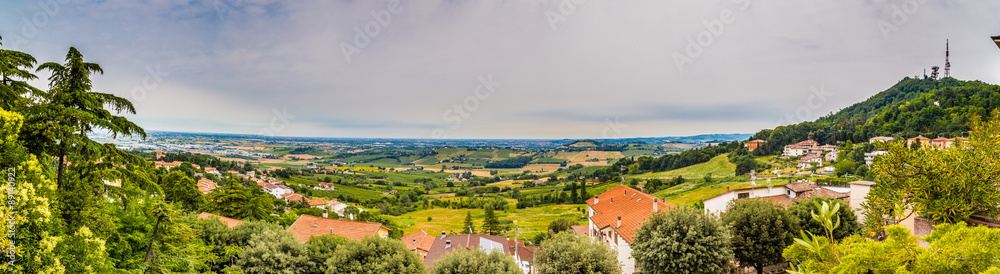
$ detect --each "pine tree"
[463,211,475,234]
[481,208,499,235]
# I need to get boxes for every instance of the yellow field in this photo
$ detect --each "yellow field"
[283,154,322,160]
[519,164,562,173]
[568,151,623,163]
[392,204,588,239]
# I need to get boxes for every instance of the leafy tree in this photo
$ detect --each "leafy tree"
[0,36,43,111]
[721,199,799,274]
[429,248,521,274]
[547,218,575,234]
[236,229,313,273]
[534,232,620,274]
[784,201,1000,273]
[481,207,500,235]
[864,110,1000,236]
[787,197,858,241]
[632,207,733,274]
[306,235,350,273]
[325,236,425,274]
[161,170,202,211]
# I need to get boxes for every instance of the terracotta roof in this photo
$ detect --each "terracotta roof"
[401,231,436,253]
[286,214,387,242]
[795,187,849,201]
[205,167,217,172]
[849,181,876,186]
[198,212,244,228]
[747,139,767,143]
[282,193,304,202]
[570,225,589,236]
[931,137,951,142]
[197,178,218,195]
[586,185,673,244]
[308,198,326,206]
[908,135,931,141]
[753,195,792,207]
[785,181,817,193]
[423,234,511,268]
[796,140,819,146]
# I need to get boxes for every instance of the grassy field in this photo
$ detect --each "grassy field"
[652,180,756,206]
[390,204,588,240]
[629,154,735,180]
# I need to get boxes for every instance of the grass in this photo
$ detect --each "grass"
[390,204,588,239]
[629,154,736,180]
[651,180,755,206]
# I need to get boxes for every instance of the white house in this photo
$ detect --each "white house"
[864,151,889,166]
[703,181,847,214]
[848,181,875,224]
[586,185,672,274]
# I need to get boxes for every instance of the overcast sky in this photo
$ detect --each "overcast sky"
[3,0,1000,139]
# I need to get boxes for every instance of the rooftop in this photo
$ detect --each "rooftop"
[586,185,672,244]
[285,214,386,242]
[197,212,244,228]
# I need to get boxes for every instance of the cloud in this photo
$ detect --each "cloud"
[3,0,1000,138]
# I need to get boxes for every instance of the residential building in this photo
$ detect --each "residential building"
[819,144,837,151]
[422,233,535,273]
[154,161,183,170]
[825,150,839,162]
[197,212,244,228]
[744,140,767,151]
[907,135,931,148]
[869,136,894,143]
[205,167,221,176]
[864,151,889,166]
[848,181,875,224]
[703,181,849,214]
[282,193,305,203]
[783,145,808,157]
[400,230,436,258]
[798,155,822,169]
[586,185,673,274]
[286,214,389,242]
[197,178,218,195]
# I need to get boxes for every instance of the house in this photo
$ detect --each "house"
[197,212,244,228]
[205,167,221,176]
[285,214,389,242]
[819,144,837,151]
[825,150,839,162]
[703,181,849,214]
[783,145,809,157]
[197,178,218,195]
[864,151,889,166]
[154,161,183,170]
[930,137,954,149]
[281,193,305,203]
[191,164,201,169]
[744,140,767,151]
[798,155,822,169]
[907,135,931,148]
[316,182,336,190]
[570,225,589,236]
[869,136,894,143]
[848,181,876,224]
[423,233,534,272]
[400,230,437,258]
[823,166,836,173]
[586,185,673,274]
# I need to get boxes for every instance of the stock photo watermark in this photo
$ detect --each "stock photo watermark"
[128,64,169,102]
[4,0,69,50]
[776,84,832,126]
[258,107,296,136]
[431,74,502,139]
[672,0,751,73]
[211,0,243,21]
[876,0,927,41]
[4,167,15,266]
[340,0,404,64]
[601,117,628,139]
[545,0,590,32]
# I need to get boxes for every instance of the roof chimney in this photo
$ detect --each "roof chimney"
[594,195,599,204]
[441,231,446,238]
[610,197,613,203]
[617,216,621,228]
[445,240,451,249]
[329,228,333,234]
[653,198,659,213]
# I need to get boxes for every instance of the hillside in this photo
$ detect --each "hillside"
[749,77,1000,153]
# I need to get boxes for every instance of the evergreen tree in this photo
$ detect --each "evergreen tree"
[463,211,475,234]
[481,208,500,235]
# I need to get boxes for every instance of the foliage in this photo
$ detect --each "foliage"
[236,228,313,273]
[204,182,275,221]
[547,218,575,234]
[306,235,350,273]
[484,156,533,168]
[481,207,501,235]
[534,232,621,274]
[428,248,521,274]
[721,199,798,274]
[787,197,859,241]
[632,206,733,274]
[864,110,1000,236]
[161,170,202,211]
[325,236,425,274]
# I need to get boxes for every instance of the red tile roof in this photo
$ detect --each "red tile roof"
[307,198,327,206]
[570,225,589,236]
[423,234,511,268]
[198,212,244,228]
[282,193,304,202]
[586,185,673,244]
[401,230,436,253]
[785,181,817,193]
[285,214,387,242]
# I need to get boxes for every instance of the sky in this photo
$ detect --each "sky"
[2,0,1000,139]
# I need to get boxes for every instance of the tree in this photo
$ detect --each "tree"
[306,235,350,273]
[236,229,313,273]
[722,199,799,274]
[534,232,620,274]
[481,207,500,235]
[579,180,587,201]
[632,207,733,274]
[784,201,1000,273]
[429,248,521,274]
[568,182,578,203]
[0,35,43,111]
[325,236,425,274]
[547,218,575,235]
[463,211,475,234]
[787,197,859,241]
[864,110,1000,236]
[204,182,274,221]
[161,171,202,211]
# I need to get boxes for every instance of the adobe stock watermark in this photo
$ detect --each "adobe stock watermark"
[776,84,832,126]
[672,0,751,73]
[4,167,15,266]
[211,0,243,21]
[339,0,403,64]
[3,0,70,50]
[127,64,169,102]
[258,107,296,136]
[876,0,926,41]
[431,75,502,139]
[545,0,590,32]
[601,117,628,139]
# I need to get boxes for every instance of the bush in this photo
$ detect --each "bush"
[632,207,733,274]
[535,232,620,274]
[428,248,521,274]
[325,236,425,273]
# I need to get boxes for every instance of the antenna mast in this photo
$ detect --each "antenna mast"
[944,39,951,78]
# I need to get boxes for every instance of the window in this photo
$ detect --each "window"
[737,193,749,199]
